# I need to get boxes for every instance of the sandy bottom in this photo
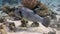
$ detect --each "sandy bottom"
[1,20,60,34]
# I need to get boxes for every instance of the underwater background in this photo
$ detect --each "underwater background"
[0,0,60,17]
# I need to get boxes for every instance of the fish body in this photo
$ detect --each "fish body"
[14,7,44,23]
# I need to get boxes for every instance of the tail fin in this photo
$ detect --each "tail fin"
[42,17,51,27]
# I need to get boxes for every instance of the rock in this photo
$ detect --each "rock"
[50,14,56,19]
[22,0,38,9]
[0,24,7,34]
[31,22,39,27]
[47,27,56,34]
[48,31,56,34]
[8,22,16,32]
[2,6,11,14]
[20,19,28,27]
[0,18,4,23]
[34,7,51,17]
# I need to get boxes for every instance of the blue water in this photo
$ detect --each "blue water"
[0,0,60,17]
[40,0,60,15]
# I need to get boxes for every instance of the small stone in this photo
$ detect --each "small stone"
[31,22,39,27]
[48,31,56,34]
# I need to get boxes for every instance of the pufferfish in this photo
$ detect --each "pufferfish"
[14,7,50,27]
